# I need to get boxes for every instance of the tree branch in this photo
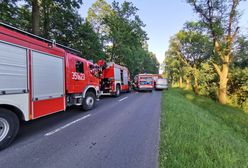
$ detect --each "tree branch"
[192,0,211,23]
[231,26,239,43]
[214,40,225,62]
[175,50,192,68]
[212,62,221,76]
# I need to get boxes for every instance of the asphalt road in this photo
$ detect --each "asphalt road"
[0,90,162,168]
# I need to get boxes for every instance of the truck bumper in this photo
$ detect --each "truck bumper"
[155,85,168,89]
[137,87,153,91]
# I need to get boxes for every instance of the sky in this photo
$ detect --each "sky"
[79,0,248,64]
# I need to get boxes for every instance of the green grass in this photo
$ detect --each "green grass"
[159,88,248,168]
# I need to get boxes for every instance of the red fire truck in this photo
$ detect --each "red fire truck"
[97,60,131,97]
[134,74,154,91]
[0,22,100,149]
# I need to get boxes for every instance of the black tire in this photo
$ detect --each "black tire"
[114,85,121,97]
[127,85,132,93]
[0,108,19,150]
[127,82,132,93]
[82,92,96,111]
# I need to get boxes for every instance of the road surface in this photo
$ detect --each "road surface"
[0,90,162,168]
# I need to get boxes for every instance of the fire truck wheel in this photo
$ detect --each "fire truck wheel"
[82,92,96,111]
[115,85,121,97]
[0,108,19,150]
[127,85,132,93]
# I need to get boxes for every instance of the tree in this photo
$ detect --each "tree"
[0,1,18,24]
[233,35,248,68]
[0,0,31,30]
[164,46,185,88]
[40,0,83,38]
[228,67,248,112]
[175,22,211,94]
[1,0,159,77]
[103,1,148,62]
[87,0,111,34]
[72,21,105,62]
[100,1,158,76]
[163,21,211,94]
[187,0,243,104]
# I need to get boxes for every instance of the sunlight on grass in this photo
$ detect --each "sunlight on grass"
[159,88,248,168]
[185,94,194,100]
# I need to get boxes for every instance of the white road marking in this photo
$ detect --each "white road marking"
[118,96,128,102]
[45,114,91,136]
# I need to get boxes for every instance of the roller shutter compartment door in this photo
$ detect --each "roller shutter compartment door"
[123,70,128,85]
[114,68,121,81]
[0,42,28,94]
[32,51,64,101]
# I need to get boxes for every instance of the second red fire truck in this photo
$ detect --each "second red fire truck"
[97,60,131,97]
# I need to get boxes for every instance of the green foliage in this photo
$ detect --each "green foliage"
[233,36,248,68]
[0,1,31,30]
[198,62,218,99]
[0,1,18,24]
[228,68,248,112]
[72,21,105,62]
[87,0,160,75]
[164,22,212,94]
[160,88,248,168]
[87,0,112,35]
[178,22,212,67]
[165,29,247,110]
[164,49,183,85]
[101,1,159,76]
[186,0,244,104]
[0,0,159,76]
[186,0,241,40]
[165,0,247,109]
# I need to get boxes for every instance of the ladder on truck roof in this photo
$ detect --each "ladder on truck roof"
[0,22,82,55]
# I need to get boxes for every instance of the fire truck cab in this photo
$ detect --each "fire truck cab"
[97,61,131,97]
[134,74,154,91]
[0,22,100,149]
[65,53,100,109]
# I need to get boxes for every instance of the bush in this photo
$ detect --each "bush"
[198,62,218,100]
[228,68,248,112]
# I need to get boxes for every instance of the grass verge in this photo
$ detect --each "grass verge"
[159,88,248,168]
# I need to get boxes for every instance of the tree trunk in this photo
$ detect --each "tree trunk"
[186,78,190,90]
[32,0,40,35]
[193,77,199,95]
[43,0,49,38]
[192,67,199,95]
[218,64,229,104]
[179,76,183,88]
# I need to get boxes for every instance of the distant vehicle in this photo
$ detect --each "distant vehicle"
[134,74,154,91]
[97,60,131,97]
[155,78,168,90]
[152,74,163,82]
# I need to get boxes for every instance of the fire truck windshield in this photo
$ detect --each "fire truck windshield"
[140,81,152,85]
[139,77,153,85]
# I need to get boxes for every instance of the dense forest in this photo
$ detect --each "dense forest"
[164,0,248,112]
[0,0,159,77]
